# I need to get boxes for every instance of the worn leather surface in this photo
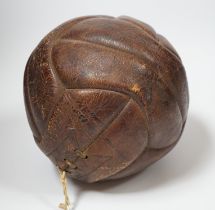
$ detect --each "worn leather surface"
[24,15,189,183]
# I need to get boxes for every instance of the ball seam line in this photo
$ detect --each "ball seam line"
[119,17,181,62]
[54,38,183,121]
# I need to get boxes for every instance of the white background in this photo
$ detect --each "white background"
[0,0,215,209]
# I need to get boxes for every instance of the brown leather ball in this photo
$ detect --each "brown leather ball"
[24,15,189,183]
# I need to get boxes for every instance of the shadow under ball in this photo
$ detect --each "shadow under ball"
[24,15,189,183]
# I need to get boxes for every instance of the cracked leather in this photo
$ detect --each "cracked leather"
[24,15,189,183]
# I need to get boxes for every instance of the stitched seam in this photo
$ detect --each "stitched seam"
[119,17,181,62]
[82,98,131,153]
[56,38,183,121]
[64,87,150,144]
[45,90,131,157]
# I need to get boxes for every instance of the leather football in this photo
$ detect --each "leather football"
[24,15,189,183]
